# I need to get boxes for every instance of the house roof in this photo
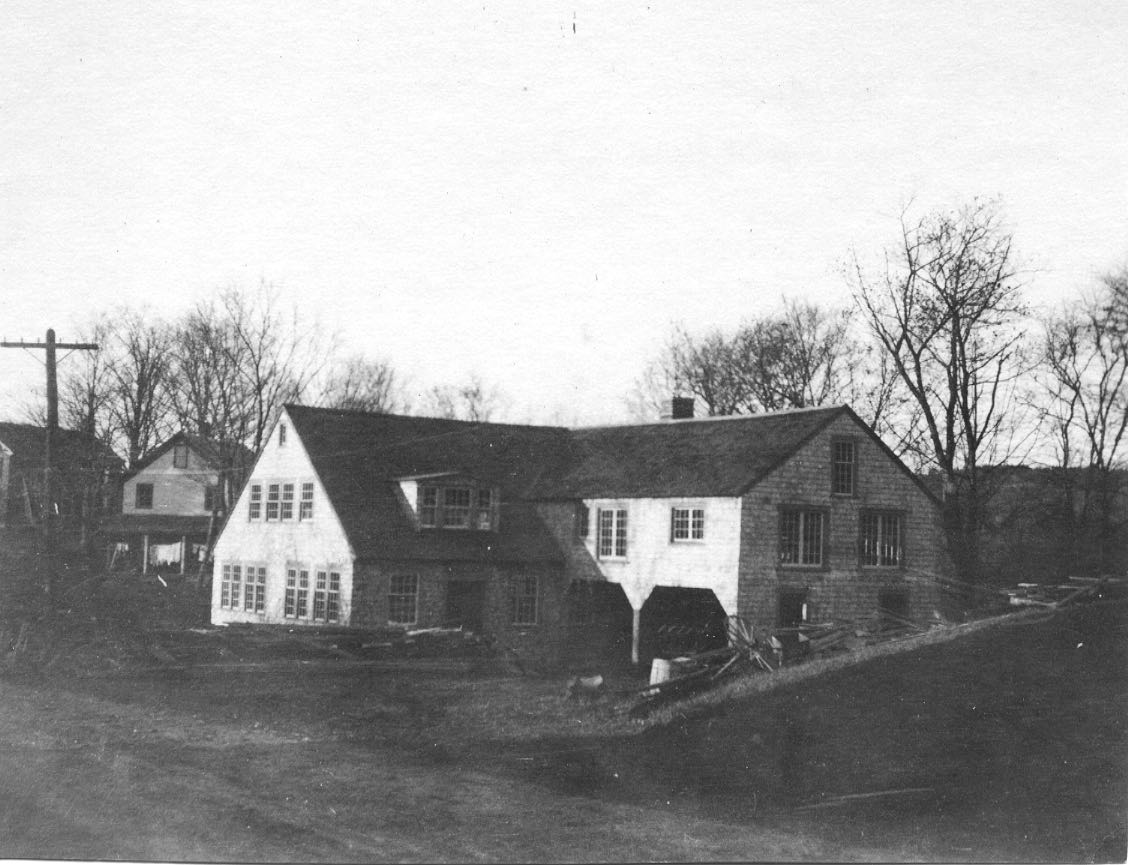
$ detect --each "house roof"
[284,405,574,563]
[0,421,121,470]
[102,514,216,538]
[532,405,850,499]
[124,432,254,480]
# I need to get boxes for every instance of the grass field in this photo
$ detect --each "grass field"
[0,569,1123,862]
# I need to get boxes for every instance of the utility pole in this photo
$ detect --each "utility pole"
[1,329,99,601]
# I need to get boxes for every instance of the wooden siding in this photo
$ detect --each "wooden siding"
[737,413,944,631]
[123,445,218,517]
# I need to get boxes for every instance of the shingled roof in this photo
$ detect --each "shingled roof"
[532,405,849,499]
[284,405,574,563]
[0,421,121,469]
[125,432,254,479]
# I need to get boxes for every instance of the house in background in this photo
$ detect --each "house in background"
[0,420,122,537]
[211,402,946,666]
[104,432,251,574]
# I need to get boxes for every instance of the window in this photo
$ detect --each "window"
[279,422,287,446]
[251,566,265,613]
[476,489,494,530]
[388,574,418,625]
[173,444,189,469]
[242,565,265,612]
[281,483,294,520]
[266,484,280,521]
[510,575,539,625]
[299,482,314,520]
[832,439,856,495]
[230,565,242,610]
[135,483,153,510]
[779,509,824,566]
[418,484,497,530]
[861,511,903,567]
[248,484,262,520]
[442,487,471,528]
[327,571,340,623]
[576,503,589,538]
[204,484,219,513]
[671,506,705,541]
[285,568,297,617]
[313,570,327,621]
[597,508,628,559]
[220,564,232,609]
[296,569,310,618]
[419,487,438,527]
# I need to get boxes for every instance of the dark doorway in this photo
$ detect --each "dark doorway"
[445,581,485,632]
[878,588,910,631]
[777,588,810,627]
[564,581,633,668]
[639,586,728,665]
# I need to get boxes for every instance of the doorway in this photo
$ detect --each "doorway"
[444,580,485,632]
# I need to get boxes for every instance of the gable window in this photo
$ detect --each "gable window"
[299,482,314,520]
[281,483,295,520]
[671,506,705,542]
[279,422,287,446]
[204,484,220,513]
[780,508,824,566]
[832,439,856,495]
[135,483,154,510]
[388,574,418,625]
[248,484,262,520]
[510,574,539,625]
[597,508,628,559]
[861,511,903,567]
[173,444,189,469]
[266,484,280,521]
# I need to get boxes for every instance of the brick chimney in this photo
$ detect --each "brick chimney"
[670,396,695,420]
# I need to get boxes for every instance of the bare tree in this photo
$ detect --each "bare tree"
[1042,266,1128,573]
[848,200,1032,601]
[320,354,406,413]
[106,309,174,468]
[425,373,505,421]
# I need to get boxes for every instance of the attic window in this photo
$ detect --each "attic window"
[418,484,497,531]
[279,422,287,446]
[173,444,189,469]
[832,439,856,495]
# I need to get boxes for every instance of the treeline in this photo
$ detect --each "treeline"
[632,200,1126,589]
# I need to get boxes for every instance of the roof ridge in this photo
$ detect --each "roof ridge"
[283,403,569,433]
[569,404,847,431]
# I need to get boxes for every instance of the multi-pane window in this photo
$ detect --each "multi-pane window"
[281,483,294,520]
[266,484,280,520]
[173,444,189,469]
[671,507,705,541]
[597,508,628,559]
[832,439,856,495]
[134,483,154,509]
[279,422,287,446]
[285,568,297,617]
[229,564,242,609]
[248,484,262,520]
[220,564,233,608]
[388,575,418,625]
[419,487,438,527]
[442,487,471,528]
[418,485,497,531]
[779,509,825,566]
[296,569,310,618]
[510,575,539,625]
[327,572,340,623]
[242,565,265,612]
[313,570,327,621]
[861,511,903,567]
[300,483,314,520]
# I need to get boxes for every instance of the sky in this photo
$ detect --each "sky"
[2,1,1126,426]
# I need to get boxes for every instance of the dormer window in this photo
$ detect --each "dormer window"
[417,483,498,531]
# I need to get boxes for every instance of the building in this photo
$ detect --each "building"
[212,402,945,665]
[104,432,251,574]
[0,420,122,534]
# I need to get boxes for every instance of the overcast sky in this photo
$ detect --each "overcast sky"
[2,1,1126,426]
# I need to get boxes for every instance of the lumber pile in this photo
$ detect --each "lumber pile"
[1003,575,1127,608]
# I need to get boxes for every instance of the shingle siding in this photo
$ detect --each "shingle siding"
[737,414,944,630]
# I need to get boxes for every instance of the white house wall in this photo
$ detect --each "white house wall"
[212,411,354,626]
[580,497,742,614]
